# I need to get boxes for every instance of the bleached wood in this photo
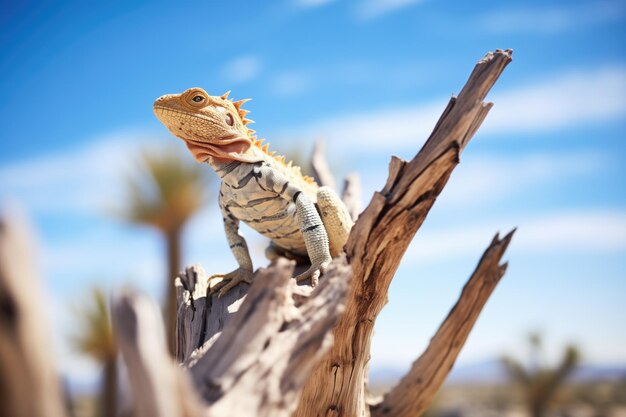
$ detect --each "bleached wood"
[0,212,68,417]
[111,290,205,417]
[114,255,349,417]
[311,139,363,220]
[311,140,337,190]
[174,257,350,417]
[341,173,362,221]
[175,264,248,364]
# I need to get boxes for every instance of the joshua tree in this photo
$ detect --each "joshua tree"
[71,288,117,417]
[117,147,209,354]
[502,333,580,417]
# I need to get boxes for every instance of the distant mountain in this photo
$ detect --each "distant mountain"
[65,361,626,397]
[368,360,626,386]
[446,359,508,384]
[569,364,626,383]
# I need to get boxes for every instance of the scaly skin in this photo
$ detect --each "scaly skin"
[153,87,353,296]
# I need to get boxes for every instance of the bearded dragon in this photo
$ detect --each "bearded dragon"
[153,87,353,296]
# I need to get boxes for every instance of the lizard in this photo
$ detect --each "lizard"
[153,87,353,296]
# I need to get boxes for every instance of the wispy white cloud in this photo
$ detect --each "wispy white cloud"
[356,0,427,20]
[441,151,609,206]
[482,1,626,34]
[483,66,626,134]
[290,100,443,151]
[0,130,163,214]
[221,55,263,84]
[355,150,612,217]
[284,65,626,152]
[270,71,313,97]
[407,210,626,265]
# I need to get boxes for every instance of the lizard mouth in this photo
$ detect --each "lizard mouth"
[153,104,220,127]
[153,105,251,145]
[154,104,258,163]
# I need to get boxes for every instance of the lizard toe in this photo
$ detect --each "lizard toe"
[208,268,254,298]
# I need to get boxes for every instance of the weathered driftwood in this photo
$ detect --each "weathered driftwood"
[115,257,349,417]
[293,48,513,417]
[0,212,68,417]
[175,263,249,365]
[185,258,349,416]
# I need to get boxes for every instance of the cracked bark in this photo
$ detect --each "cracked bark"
[112,257,350,417]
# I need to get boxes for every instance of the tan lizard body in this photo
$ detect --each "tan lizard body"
[153,87,353,295]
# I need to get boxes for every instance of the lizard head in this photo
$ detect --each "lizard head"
[153,87,261,163]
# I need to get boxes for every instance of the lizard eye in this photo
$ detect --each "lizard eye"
[185,89,209,107]
[225,113,234,126]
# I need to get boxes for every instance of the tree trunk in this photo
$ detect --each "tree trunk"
[165,227,182,356]
[101,359,118,417]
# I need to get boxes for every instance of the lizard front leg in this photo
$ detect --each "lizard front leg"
[209,206,254,298]
[293,192,332,286]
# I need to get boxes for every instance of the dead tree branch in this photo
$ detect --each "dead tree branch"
[0,212,68,417]
[311,140,363,220]
[311,140,337,190]
[341,173,362,221]
[371,230,515,417]
[293,48,513,417]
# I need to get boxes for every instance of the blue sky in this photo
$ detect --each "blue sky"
[1,0,625,386]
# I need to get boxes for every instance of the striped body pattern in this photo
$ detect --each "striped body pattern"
[214,148,318,257]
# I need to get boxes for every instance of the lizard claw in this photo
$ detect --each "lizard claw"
[208,268,254,298]
[294,260,330,287]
